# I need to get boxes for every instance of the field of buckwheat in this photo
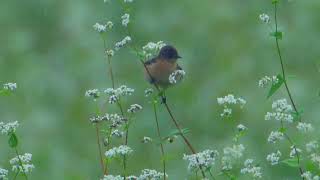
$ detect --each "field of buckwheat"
[1,0,320,179]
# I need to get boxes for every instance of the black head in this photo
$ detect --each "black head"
[158,45,182,60]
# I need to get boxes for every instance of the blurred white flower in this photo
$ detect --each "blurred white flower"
[259,13,270,24]
[101,113,126,128]
[102,175,124,180]
[310,153,320,169]
[144,88,154,97]
[0,121,19,135]
[105,145,133,158]
[93,22,113,33]
[121,13,130,27]
[221,144,245,170]
[104,85,134,104]
[267,131,284,143]
[106,49,114,57]
[111,129,124,138]
[124,0,133,2]
[142,41,166,59]
[297,122,313,132]
[138,169,167,180]
[266,150,281,165]
[10,153,35,174]
[301,171,320,180]
[183,149,219,172]
[127,104,143,113]
[258,76,278,88]
[3,82,17,91]
[240,159,262,179]
[0,168,8,180]
[85,89,100,101]
[306,141,319,153]
[217,94,246,117]
[237,124,247,132]
[265,99,293,123]
[169,70,185,84]
[290,146,302,158]
[142,136,152,143]
[115,36,131,50]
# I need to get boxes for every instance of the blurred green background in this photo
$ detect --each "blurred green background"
[1,0,320,179]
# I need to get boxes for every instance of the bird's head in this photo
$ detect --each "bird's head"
[158,45,182,61]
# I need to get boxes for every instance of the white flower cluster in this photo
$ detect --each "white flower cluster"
[297,122,313,132]
[144,88,153,97]
[258,76,278,88]
[127,104,143,113]
[290,146,302,158]
[3,82,17,91]
[104,85,134,104]
[124,0,133,2]
[259,13,270,24]
[237,124,247,132]
[301,171,320,180]
[0,121,19,135]
[0,168,8,180]
[169,70,186,84]
[306,141,319,153]
[221,144,245,170]
[111,129,124,138]
[265,99,293,123]
[183,149,219,172]
[10,153,35,174]
[142,41,166,59]
[105,145,133,158]
[85,89,100,101]
[137,169,167,180]
[240,159,262,179]
[267,131,284,143]
[106,49,114,57]
[121,13,130,27]
[142,136,152,143]
[310,154,320,168]
[266,150,281,165]
[217,94,246,117]
[115,36,131,50]
[93,22,113,33]
[102,175,124,180]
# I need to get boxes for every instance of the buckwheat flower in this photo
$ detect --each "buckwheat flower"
[106,21,113,29]
[267,131,284,143]
[121,13,130,27]
[109,95,118,104]
[102,175,124,180]
[138,169,167,180]
[0,121,19,135]
[142,41,166,58]
[237,124,247,132]
[104,85,134,103]
[258,76,278,88]
[220,108,232,117]
[223,144,245,159]
[89,115,103,124]
[93,23,107,33]
[183,149,219,172]
[169,70,186,84]
[290,146,302,158]
[105,49,114,57]
[124,0,133,2]
[127,104,143,113]
[3,82,17,91]
[102,113,126,128]
[10,153,35,174]
[144,88,153,97]
[265,99,293,123]
[272,99,293,112]
[266,150,281,165]
[240,159,262,179]
[259,13,270,24]
[310,154,320,168]
[105,145,133,158]
[0,168,8,180]
[115,36,131,50]
[85,89,100,101]
[111,129,124,138]
[301,171,320,180]
[306,141,319,153]
[297,122,313,132]
[142,136,152,143]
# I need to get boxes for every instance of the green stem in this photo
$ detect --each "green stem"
[14,147,28,180]
[152,101,167,180]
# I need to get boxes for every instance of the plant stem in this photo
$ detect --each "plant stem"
[152,101,167,180]
[273,3,300,121]
[95,125,106,175]
[14,147,28,180]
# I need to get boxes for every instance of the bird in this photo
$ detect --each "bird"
[143,45,182,102]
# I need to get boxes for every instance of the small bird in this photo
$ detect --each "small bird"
[144,45,182,102]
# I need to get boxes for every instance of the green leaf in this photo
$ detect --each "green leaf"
[281,158,299,167]
[168,128,190,137]
[270,31,283,40]
[292,110,303,122]
[272,0,279,4]
[279,127,287,133]
[0,89,12,96]
[8,132,18,148]
[267,74,284,99]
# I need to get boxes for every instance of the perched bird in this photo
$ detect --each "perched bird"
[144,45,182,89]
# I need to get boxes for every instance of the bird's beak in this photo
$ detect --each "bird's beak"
[177,55,182,59]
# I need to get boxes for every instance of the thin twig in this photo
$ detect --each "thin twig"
[95,125,106,175]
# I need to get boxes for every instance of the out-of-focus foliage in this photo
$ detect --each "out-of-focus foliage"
[0,0,320,179]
